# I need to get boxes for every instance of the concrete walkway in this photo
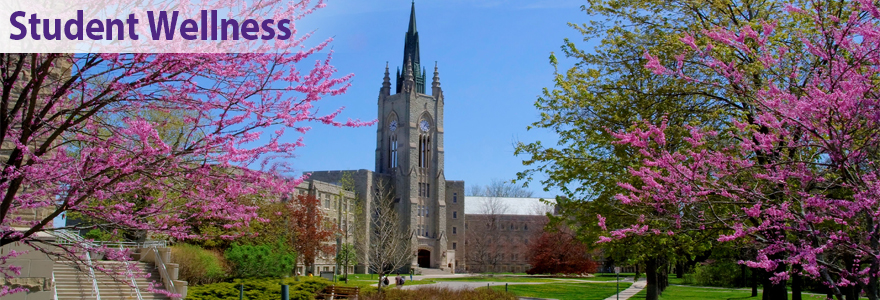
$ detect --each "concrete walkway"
[603,278,646,300]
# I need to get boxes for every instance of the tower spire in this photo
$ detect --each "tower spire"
[397,1,425,94]
[408,1,417,35]
[432,61,442,99]
[403,1,420,69]
[381,62,391,97]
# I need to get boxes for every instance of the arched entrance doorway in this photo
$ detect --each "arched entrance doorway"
[417,249,431,268]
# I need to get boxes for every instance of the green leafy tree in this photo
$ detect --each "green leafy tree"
[514,1,825,298]
[336,243,357,279]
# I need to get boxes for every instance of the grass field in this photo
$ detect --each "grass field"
[486,282,632,300]
[630,285,839,299]
[433,276,560,283]
[569,275,632,282]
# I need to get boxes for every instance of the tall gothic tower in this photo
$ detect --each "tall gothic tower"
[374,2,464,270]
[309,2,466,272]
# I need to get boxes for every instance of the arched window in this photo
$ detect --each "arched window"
[418,118,431,169]
[387,116,398,169]
[389,134,398,169]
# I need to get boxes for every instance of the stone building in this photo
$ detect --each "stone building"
[290,179,357,275]
[307,2,465,273]
[463,197,554,273]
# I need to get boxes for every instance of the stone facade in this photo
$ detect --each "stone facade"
[0,55,73,298]
[289,178,357,275]
[0,235,57,300]
[464,214,547,273]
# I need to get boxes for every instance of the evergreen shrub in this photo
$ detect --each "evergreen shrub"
[224,242,297,278]
[185,278,329,300]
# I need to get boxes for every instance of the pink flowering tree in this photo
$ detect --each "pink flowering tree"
[606,0,880,299]
[0,0,372,296]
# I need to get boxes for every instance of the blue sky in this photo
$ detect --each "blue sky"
[288,0,592,197]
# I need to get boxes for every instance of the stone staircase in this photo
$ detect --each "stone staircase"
[53,261,171,300]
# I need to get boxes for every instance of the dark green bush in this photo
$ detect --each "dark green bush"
[224,242,297,278]
[186,278,330,300]
[171,244,228,285]
[694,260,749,287]
[681,273,695,285]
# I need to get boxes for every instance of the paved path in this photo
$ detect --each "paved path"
[603,279,646,300]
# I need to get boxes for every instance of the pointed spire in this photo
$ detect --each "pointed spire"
[403,56,414,93]
[432,61,442,99]
[381,62,391,96]
[396,1,425,94]
[432,62,440,88]
[408,1,417,35]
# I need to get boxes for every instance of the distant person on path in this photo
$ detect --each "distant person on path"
[382,275,389,287]
[395,274,403,287]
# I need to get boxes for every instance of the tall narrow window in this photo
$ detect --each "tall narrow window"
[388,118,398,169]
[453,193,457,203]
[419,135,430,168]
[389,135,398,169]
[418,119,431,169]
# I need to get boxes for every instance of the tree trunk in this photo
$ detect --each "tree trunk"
[739,264,747,288]
[868,274,880,300]
[659,262,668,292]
[791,267,802,300]
[751,268,759,297]
[377,272,384,293]
[841,285,858,300]
[676,263,684,279]
[646,258,659,300]
[761,264,788,300]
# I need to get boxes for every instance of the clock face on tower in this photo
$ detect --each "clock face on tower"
[389,120,398,132]
[419,120,430,132]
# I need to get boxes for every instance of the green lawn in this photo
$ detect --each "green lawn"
[486,282,632,300]
[569,276,632,282]
[630,285,836,300]
[434,276,559,283]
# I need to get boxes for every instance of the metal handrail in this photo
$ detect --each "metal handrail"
[85,251,102,300]
[151,247,178,300]
[52,269,58,300]
[49,229,156,300]
[125,260,144,300]
[50,229,167,248]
